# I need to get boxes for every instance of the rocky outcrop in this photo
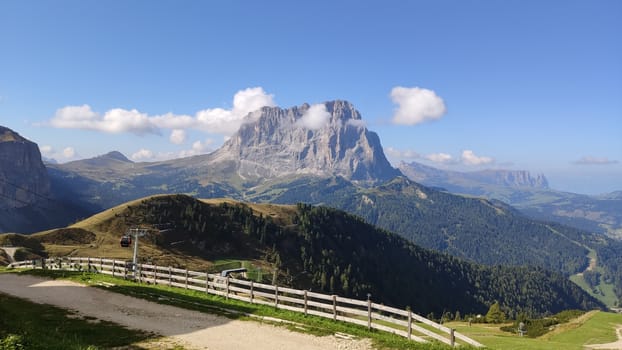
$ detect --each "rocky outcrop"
[211,100,401,183]
[399,161,549,189]
[0,126,50,209]
[473,170,549,189]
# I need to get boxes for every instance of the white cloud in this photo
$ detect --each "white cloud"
[47,87,275,137]
[384,147,420,161]
[101,108,158,134]
[40,145,53,155]
[461,150,494,165]
[232,87,275,116]
[130,139,215,162]
[169,129,186,144]
[151,113,195,129]
[63,147,76,158]
[573,156,618,165]
[51,105,99,128]
[178,139,214,158]
[390,86,447,125]
[346,119,367,128]
[195,87,275,135]
[296,104,331,130]
[50,105,159,135]
[131,148,154,161]
[426,153,453,163]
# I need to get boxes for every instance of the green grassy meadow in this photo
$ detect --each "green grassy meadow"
[446,310,622,350]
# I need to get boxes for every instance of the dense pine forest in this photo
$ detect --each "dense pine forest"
[86,194,603,317]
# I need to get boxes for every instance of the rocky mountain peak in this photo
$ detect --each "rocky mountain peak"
[104,151,132,163]
[0,126,51,209]
[212,100,400,182]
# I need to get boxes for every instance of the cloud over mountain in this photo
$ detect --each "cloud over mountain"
[461,150,494,165]
[47,87,275,137]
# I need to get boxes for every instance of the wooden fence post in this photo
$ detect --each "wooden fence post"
[226,276,230,300]
[450,329,455,347]
[185,269,189,289]
[153,264,157,284]
[112,260,116,277]
[123,262,127,280]
[274,285,279,308]
[99,258,103,273]
[367,294,372,331]
[205,272,209,293]
[408,309,412,340]
[168,266,172,287]
[303,290,308,316]
[87,257,91,272]
[250,281,254,303]
[332,295,337,321]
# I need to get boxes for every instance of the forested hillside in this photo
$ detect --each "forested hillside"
[265,176,590,275]
[35,194,601,317]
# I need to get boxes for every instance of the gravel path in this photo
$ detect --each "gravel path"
[0,274,372,350]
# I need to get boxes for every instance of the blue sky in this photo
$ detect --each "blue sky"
[1,1,620,194]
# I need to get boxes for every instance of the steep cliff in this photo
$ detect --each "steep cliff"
[0,126,50,209]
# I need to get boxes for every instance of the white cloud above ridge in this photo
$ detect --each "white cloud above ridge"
[426,153,453,163]
[573,156,618,165]
[390,86,447,125]
[130,138,215,162]
[62,147,76,158]
[384,147,420,161]
[48,87,275,137]
[461,150,494,165]
[131,148,154,161]
[169,129,186,144]
[296,104,332,130]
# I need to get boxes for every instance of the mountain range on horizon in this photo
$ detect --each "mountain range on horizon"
[1,99,621,307]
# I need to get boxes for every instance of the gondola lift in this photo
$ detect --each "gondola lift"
[120,234,132,247]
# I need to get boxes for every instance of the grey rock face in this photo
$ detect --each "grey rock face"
[211,100,400,183]
[475,170,549,189]
[0,126,51,209]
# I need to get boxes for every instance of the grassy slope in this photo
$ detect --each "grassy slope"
[569,249,619,308]
[446,311,622,350]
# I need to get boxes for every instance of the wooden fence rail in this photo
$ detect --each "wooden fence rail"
[8,257,483,347]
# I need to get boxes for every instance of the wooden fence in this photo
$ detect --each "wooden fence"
[8,257,483,347]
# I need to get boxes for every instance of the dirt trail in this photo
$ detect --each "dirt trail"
[0,274,371,350]
[584,326,622,350]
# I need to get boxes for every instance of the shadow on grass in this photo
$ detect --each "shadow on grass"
[0,293,153,350]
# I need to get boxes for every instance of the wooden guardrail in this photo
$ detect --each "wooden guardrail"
[8,257,483,347]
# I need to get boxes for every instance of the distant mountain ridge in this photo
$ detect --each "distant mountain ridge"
[399,161,548,191]
[398,161,622,239]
